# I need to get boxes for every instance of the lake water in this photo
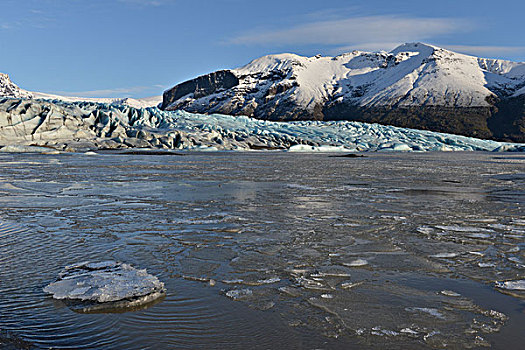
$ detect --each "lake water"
[0,151,523,349]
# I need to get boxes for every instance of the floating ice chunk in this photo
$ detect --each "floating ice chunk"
[371,327,399,336]
[417,226,434,234]
[483,310,508,321]
[424,330,441,341]
[434,225,493,233]
[224,288,252,300]
[429,252,458,258]
[469,251,485,256]
[287,145,354,152]
[43,261,165,307]
[278,286,301,297]
[440,290,461,297]
[341,281,363,289]
[192,145,219,151]
[401,328,419,335]
[478,262,495,268]
[492,145,520,152]
[295,276,328,290]
[494,280,525,290]
[312,272,351,278]
[183,275,216,286]
[406,307,445,319]
[286,183,315,190]
[356,328,366,336]
[343,259,368,267]
[380,215,407,221]
[512,219,525,226]
[467,232,492,239]
[257,277,281,284]
[222,279,245,284]
[508,257,523,264]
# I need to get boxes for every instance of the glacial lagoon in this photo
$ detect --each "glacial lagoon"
[0,151,523,349]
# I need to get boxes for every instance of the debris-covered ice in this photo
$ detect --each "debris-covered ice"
[43,261,165,311]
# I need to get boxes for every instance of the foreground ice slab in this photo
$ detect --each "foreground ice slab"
[44,261,165,312]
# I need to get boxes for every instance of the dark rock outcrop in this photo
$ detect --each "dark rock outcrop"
[161,70,238,110]
[489,95,525,143]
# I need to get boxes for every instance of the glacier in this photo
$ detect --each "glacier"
[0,98,524,153]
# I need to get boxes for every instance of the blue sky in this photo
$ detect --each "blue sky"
[1,0,524,98]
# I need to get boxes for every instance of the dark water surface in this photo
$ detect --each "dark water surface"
[0,152,523,349]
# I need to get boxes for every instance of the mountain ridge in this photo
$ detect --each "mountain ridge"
[0,73,162,109]
[161,43,525,142]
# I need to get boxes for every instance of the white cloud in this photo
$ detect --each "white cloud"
[51,86,152,98]
[0,21,23,30]
[116,0,168,6]
[228,15,471,49]
[329,42,403,55]
[441,44,525,58]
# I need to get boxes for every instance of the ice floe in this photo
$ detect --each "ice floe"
[343,259,369,267]
[440,290,461,297]
[43,261,165,311]
[494,280,525,290]
[224,288,252,300]
[340,281,364,289]
[429,253,459,258]
[405,307,446,319]
[257,277,281,284]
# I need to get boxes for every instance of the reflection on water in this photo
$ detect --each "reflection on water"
[0,151,524,349]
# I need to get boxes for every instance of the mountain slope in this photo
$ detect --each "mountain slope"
[0,73,32,99]
[161,43,525,142]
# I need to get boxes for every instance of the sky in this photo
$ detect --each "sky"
[1,0,524,98]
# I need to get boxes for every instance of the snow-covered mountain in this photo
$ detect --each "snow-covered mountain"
[0,73,162,108]
[161,43,525,142]
[0,73,33,99]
